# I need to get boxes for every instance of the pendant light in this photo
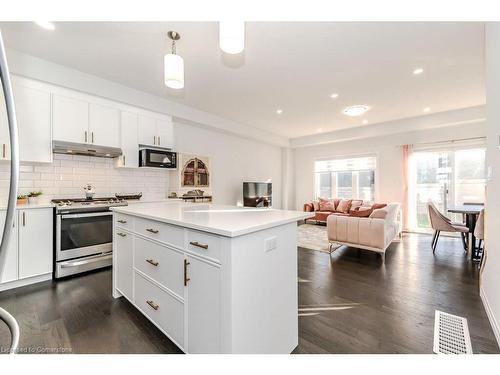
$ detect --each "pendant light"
[164,31,184,89]
[219,22,245,54]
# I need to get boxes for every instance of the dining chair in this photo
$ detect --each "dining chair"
[427,201,469,253]
[474,209,485,269]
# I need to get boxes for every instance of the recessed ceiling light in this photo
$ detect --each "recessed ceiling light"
[316,128,323,133]
[276,109,283,115]
[362,119,368,125]
[330,93,339,99]
[343,105,370,117]
[413,68,424,75]
[35,21,55,30]
[423,107,431,113]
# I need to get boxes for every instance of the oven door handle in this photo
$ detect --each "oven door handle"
[60,212,113,219]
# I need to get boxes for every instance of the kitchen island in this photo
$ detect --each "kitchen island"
[110,202,312,354]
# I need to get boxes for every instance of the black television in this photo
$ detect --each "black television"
[243,182,272,208]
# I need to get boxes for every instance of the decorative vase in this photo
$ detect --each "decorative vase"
[17,198,27,205]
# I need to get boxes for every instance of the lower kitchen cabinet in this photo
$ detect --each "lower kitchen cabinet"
[186,255,221,353]
[114,228,133,300]
[0,210,18,283]
[0,208,53,290]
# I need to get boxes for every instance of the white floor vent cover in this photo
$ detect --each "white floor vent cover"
[433,310,473,354]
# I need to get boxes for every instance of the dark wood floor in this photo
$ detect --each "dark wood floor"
[0,233,498,354]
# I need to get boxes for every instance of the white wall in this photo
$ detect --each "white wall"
[482,23,500,347]
[293,122,486,210]
[171,121,283,208]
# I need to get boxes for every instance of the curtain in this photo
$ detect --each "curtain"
[401,144,413,231]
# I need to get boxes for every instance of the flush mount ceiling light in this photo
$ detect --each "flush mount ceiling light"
[413,67,424,75]
[164,31,184,89]
[219,21,245,54]
[330,93,339,99]
[276,109,283,115]
[343,105,370,117]
[35,21,55,30]
[423,107,431,113]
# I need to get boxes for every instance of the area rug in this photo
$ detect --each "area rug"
[297,224,331,253]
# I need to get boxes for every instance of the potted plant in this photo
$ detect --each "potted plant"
[27,191,43,204]
[17,194,28,205]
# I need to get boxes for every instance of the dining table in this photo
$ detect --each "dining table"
[447,204,484,262]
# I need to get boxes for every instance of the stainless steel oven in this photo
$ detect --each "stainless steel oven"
[53,197,127,278]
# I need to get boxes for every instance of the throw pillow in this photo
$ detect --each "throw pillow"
[312,201,320,211]
[336,199,352,213]
[350,208,372,217]
[371,203,387,210]
[369,209,387,219]
[318,198,336,211]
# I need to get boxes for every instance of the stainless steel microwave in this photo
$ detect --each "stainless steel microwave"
[139,148,177,168]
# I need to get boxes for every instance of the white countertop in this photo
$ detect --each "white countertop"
[0,202,55,210]
[111,202,313,237]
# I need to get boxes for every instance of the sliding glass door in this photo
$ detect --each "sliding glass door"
[410,147,485,230]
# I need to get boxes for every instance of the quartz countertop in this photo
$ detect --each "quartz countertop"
[111,201,313,237]
[0,202,54,210]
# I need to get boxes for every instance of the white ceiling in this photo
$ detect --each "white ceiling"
[0,22,485,139]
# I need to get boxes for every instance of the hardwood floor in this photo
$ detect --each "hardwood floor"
[0,232,498,354]
[294,232,499,354]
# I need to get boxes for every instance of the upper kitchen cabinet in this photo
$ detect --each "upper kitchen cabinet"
[53,93,89,144]
[0,78,52,163]
[138,114,174,148]
[117,110,139,168]
[89,103,120,148]
[14,83,52,163]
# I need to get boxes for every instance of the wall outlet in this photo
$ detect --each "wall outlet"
[265,236,278,252]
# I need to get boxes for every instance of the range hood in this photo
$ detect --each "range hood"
[53,141,122,158]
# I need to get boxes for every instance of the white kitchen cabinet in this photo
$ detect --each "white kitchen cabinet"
[186,256,221,353]
[156,117,174,149]
[0,81,52,163]
[14,83,52,163]
[53,94,89,144]
[137,115,157,146]
[18,208,53,279]
[138,114,174,148]
[0,210,18,284]
[89,103,120,148]
[114,228,133,300]
[117,111,139,168]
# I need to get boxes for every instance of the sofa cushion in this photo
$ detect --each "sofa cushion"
[370,209,387,219]
[336,199,352,213]
[314,211,332,222]
[349,199,363,212]
[318,198,336,211]
[350,208,373,217]
[312,201,320,211]
[372,203,387,210]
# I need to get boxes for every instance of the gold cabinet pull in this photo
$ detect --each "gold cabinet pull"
[184,259,190,286]
[123,155,126,165]
[91,131,94,143]
[117,219,127,224]
[117,232,126,237]
[22,211,26,227]
[146,259,159,267]
[146,300,159,310]
[189,241,208,250]
[153,136,156,145]
[84,131,88,143]
[146,228,159,234]
[2,144,5,158]
[158,136,161,145]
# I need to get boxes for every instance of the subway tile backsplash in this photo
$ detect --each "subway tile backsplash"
[0,153,169,205]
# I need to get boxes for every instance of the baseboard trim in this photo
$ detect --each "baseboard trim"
[480,286,500,349]
[0,273,52,292]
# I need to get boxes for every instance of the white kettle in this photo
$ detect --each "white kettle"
[83,183,95,200]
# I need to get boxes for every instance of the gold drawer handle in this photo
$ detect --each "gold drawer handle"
[146,259,159,267]
[146,228,159,234]
[117,219,127,224]
[117,232,127,237]
[184,259,190,286]
[146,300,159,310]
[189,241,208,250]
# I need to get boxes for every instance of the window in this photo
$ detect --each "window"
[410,147,486,230]
[314,156,377,202]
